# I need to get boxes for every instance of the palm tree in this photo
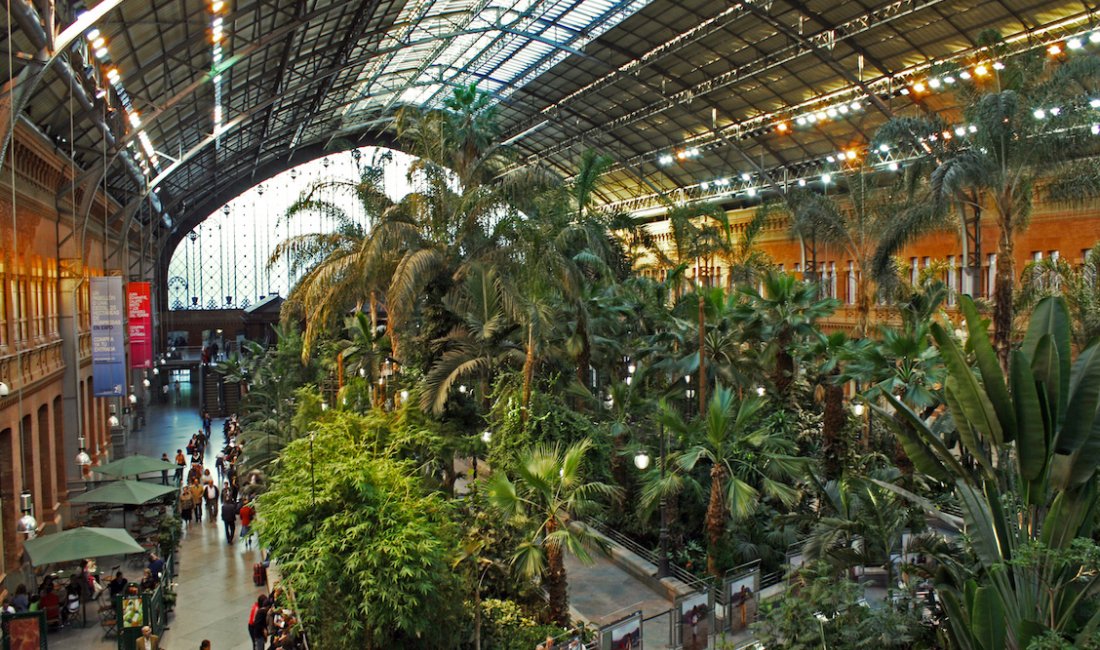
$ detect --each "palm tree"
[678,385,804,577]
[487,438,621,626]
[420,263,523,415]
[717,205,774,290]
[1016,242,1100,348]
[787,174,932,336]
[873,44,1100,364]
[269,151,396,361]
[734,271,838,395]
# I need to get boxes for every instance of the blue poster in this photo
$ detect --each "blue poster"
[91,276,126,397]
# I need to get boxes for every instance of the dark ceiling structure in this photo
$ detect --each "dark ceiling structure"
[1,0,1094,256]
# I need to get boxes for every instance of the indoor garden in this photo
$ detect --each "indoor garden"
[216,45,1100,650]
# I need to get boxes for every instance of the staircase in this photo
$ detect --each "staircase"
[203,370,224,417]
[223,382,241,417]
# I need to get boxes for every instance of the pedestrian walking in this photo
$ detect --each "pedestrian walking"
[239,499,255,549]
[174,449,185,485]
[221,497,238,544]
[174,380,181,404]
[189,480,205,523]
[179,486,194,525]
[204,481,220,522]
[215,451,225,483]
[202,409,212,439]
[160,453,170,486]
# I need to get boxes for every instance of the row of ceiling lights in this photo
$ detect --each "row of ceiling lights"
[85,28,160,174]
[656,27,1100,178]
[211,0,228,135]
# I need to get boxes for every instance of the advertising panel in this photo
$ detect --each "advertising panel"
[91,276,126,396]
[128,282,153,368]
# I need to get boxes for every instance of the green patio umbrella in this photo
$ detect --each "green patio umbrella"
[70,480,176,506]
[94,454,178,478]
[22,527,144,567]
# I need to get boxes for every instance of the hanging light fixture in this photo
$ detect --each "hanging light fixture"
[76,436,92,470]
[633,451,651,470]
[16,491,36,537]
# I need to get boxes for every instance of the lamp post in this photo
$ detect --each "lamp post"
[634,422,671,578]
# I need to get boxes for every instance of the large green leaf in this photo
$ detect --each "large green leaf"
[1067,414,1100,486]
[1030,335,1062,435]
[879,392,968,480]
[1023,298,1070,415]
[1057,343,1100,454]
[971,586,1007,650]
[1010,351,1047,482]
[961,296,1016,442]
[940,589,978,650]
[945,381,994,478]
[933,323,1004,446]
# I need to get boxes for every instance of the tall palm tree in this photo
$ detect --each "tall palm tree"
[717,205,774,291]
[873,44,1100,363]
[269,151,397,361]
[787,174,932,337]
[678,385,804,577]
[487,439,621,626]
[734,271,839,395]
[420,263,523,415]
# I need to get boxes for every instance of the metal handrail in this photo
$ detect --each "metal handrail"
[588,519,708,590]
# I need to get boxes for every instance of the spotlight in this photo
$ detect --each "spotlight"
[845,150,857,160]
[795,116,807,126]
[87,28,101,40]
[676,151,688,161]
[1091,32,1100,44]
[888,161,899,171]
[699,181,709,190]
[944,75,956,84]
[968,124,977,133]
[826,155,836,163]
[849,101,861,111]
[797,178,807,187]
[658,154,673,165]
[912,81,926,93]
[992,61,1005,70]
[776,121,789,133]
[746,187,757,197]
[1068,37,1084,50]
[974,65,988,77]
[954,127,965,136]
[959,70,972,80]
[1033,108,1046,119]
[814,111,827,121]
[929,78,942,89]
[1050,107,1062,116]
[826,107,838,118]
[878,143,889,153]
[1090,99,1100,108]
[740,173,751,182]
[821,173,832,184]
[1048,43,1062,56]
[95,47,109,59]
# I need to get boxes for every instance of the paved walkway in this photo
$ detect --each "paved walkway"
[51,387,259,650]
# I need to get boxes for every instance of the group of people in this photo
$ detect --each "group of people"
[247,588,304,650]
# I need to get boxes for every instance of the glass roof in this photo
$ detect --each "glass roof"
[342,0,653,117]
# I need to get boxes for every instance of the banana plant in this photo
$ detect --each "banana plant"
[878,295,1100,649]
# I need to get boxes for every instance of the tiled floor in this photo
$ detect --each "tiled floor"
[51,388,259,650]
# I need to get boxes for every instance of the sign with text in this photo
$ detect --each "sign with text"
[128,282,153,368]
[91,276,126,396]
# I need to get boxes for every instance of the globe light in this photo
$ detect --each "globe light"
[76,436,92,468]
[627,363,636,375]
[359,367,366,377]
[400,390,409,401]
[634,451,651,470]
[321,402,329,411]
[755,386,766,397]
[481,429,492,443]
[108,415,120,427]
[152,367,159,375]
[128,393,137,404]
[853,402,866,417]
[458,384,468,394]
[142,378,151,388]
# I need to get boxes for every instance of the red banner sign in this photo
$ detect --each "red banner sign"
[127,282,153,368]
